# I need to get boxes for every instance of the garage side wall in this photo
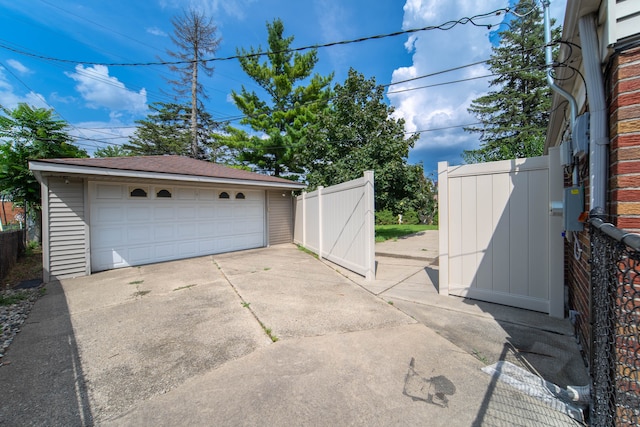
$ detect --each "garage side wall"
[268,190,293,245]
[45,177,88,281]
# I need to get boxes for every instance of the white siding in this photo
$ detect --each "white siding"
[47,177,87,279]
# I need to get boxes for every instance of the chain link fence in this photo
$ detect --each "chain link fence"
[589,218,640,426]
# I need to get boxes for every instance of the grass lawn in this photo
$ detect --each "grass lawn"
[375,224,437,242]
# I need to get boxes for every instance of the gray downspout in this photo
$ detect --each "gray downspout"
[578,14,609,217]
[543,0,578,131]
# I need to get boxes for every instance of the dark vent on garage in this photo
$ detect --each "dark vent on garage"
[219,191,230,199]
[235,192,245,199]
[156,189,172,198]
[130,188,148,198]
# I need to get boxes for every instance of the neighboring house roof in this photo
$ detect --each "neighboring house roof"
[29,155,306,189]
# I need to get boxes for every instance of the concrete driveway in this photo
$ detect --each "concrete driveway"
[0,243,585,426]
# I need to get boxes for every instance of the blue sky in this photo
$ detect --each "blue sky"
[0,0,566,177]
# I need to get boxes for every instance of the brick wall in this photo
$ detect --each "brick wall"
[609,46,640,231]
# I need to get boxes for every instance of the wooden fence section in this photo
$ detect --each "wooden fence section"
[294,171,375,280]
[0,229,26,281]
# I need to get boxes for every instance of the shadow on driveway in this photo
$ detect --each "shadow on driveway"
[0,281,93,426]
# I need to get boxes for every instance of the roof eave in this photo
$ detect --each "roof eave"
[28,161,306,190]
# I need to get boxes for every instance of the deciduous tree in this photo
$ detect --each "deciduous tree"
[304,69,433,216]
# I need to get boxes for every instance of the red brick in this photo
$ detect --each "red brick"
[611,189,640,202]
[620,62,640,80]
[611,175,640,188]
[619,47,640,65]
[619,77,640,94]
[614,217,640,230]
[618,92,640,109]
[615,134,640,148]
[611,161,640,175]
[618,104,640,121]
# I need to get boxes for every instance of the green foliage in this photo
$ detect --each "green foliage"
[375,209,397,225]
[214,18,332,177]
[374,224,436,242]
[94,145,132,158]
[463,0,560,163]
[0,103,87,208]
[304,69,435,216]
[124,102,224,160]
[402,210,420,225]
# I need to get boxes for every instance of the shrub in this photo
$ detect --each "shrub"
[402,209,420,225]
[375,209,396,225]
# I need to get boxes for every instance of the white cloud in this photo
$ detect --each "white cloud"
[69,118,137,156]
[66,64,147,114]
[0,66,48,109]
[146,26,168,37]
[161,0,256,20]
[6,59,32,75]
[390,0,567,167]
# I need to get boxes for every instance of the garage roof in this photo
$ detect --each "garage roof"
[30,155,306,189]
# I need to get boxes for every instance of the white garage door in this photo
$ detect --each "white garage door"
[89,182,265,272]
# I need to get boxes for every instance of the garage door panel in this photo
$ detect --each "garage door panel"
[128,226,151,242]
[217,205,233,218]
[178,207,195,219]
[97,207,123,222]
[177,188,196,200]
[90,182,265,272]
[198,223,216,237]
[199,189,215,200]
[178,223,198,237]
[197,206,215,219]
[96,184,123,199]
[129,246,152,264]
[154,206,174,220]
[128,206,150,221]
[155,243,175,259]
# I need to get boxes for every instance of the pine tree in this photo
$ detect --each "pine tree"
[214,18,332,177]
[124,102,220,158]
[164,8,221,159]
[463,0,559,163]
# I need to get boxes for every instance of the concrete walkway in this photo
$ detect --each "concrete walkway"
[0,234,589,426]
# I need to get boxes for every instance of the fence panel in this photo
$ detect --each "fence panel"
[589,219,640,426]
[0,229,26,281]
[438,150,564,317]
[294,171,375,280]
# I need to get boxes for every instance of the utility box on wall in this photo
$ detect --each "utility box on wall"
[563,186,584,231]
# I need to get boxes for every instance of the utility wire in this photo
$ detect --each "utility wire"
[0,7,510,67]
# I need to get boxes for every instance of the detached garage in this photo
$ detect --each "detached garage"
[29,156,305,282]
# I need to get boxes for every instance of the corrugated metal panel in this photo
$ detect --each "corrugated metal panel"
[48,177,86,279]
[268,191,293,245]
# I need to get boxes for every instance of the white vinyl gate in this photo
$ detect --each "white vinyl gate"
[438,148,564,317]
[294,171,375,280]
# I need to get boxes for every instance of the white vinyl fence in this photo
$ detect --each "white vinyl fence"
[294,171,375,280]
[438,148,564,317]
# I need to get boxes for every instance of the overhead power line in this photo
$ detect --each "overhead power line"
[0,7,510,67]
